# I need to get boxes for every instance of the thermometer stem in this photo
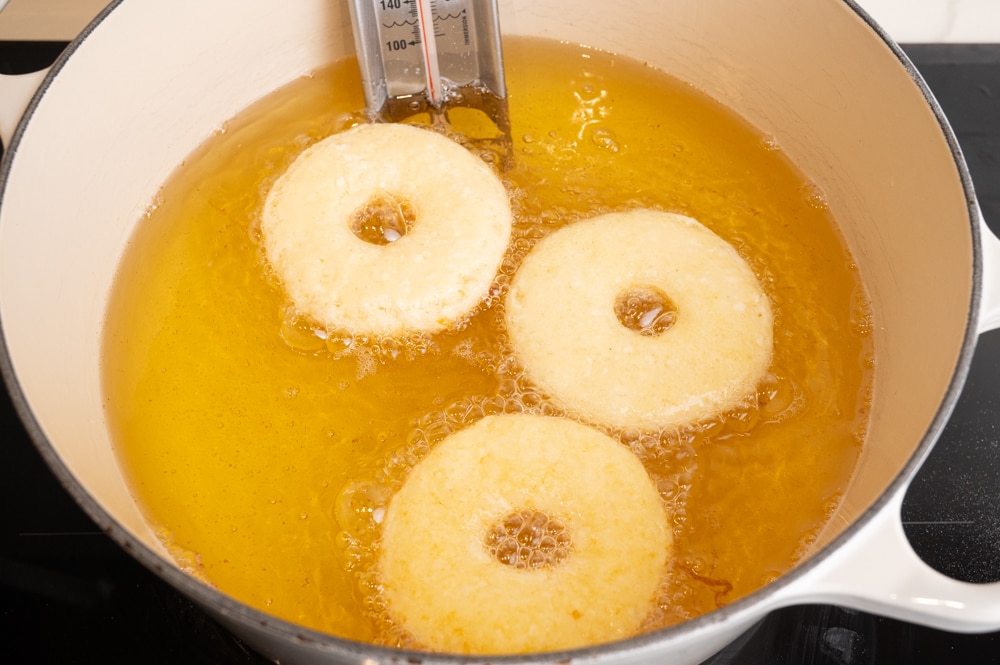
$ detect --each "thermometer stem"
[416,0,443,106]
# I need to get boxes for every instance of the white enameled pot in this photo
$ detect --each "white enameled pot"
[2,1,1000,663]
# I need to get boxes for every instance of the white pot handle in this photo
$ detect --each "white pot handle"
[0,69,48,149]
[774,485,1000,633]
[770,208,1000,631]
[980,212,1000,333]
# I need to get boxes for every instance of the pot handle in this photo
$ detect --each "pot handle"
[770,212,1000,631]
[980,212,1000,333]
[773,486,1000,633]
[0,69,47,149]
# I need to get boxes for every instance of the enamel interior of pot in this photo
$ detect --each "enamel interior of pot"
[0,0,973,621]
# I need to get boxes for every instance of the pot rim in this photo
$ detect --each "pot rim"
[0,0,985,662]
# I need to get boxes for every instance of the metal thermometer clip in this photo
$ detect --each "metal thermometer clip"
[348,0,510,133]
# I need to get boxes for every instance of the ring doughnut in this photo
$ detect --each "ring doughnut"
[504,210,773,430]
[261,123,512,336]
[378,414,670,654]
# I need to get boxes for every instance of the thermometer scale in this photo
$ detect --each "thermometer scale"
[348,0,508,130]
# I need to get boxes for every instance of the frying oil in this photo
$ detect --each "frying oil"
[102,37,874,646]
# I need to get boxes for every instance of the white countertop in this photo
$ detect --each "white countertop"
[0,0,998,43]
[860,0,1000,42]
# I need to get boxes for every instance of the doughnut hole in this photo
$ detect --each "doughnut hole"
[614,286,678,336]
[484,509,572,569]
[348,191,416,245]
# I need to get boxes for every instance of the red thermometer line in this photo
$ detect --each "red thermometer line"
[415,0,443,106]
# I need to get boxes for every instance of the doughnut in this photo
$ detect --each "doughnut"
[378,414,670,654]
[504,210,773,430]
[260,123,512,336]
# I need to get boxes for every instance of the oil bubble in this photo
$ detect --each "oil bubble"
[802,183,829,209]
[334,480,393,536]
[279,308,327,354]
[590,127,621,153]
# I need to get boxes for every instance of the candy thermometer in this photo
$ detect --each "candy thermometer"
[347,0,509,131]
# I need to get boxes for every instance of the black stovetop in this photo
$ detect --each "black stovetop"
[2,42,1000,665]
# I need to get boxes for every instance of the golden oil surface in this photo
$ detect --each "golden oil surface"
[102,37,874,647]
